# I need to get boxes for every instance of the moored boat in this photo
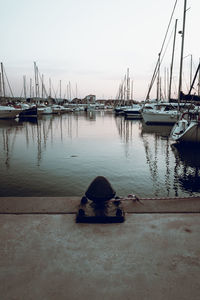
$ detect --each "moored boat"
[0,106,21,119]
[19,106,38,118]
[142,102,181,124]
[170,111,200,143]
[124,104,142,119]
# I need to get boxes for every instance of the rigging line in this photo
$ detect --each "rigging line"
[147,22,176,99]
[160,26,175,65]
[160,0,178,56]
[146,0,178,99]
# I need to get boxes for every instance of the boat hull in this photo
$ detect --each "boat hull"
[142,111,179,124]
[0,108,21,119]
[124,112,142,119]
[19,107,38,118]
[171,121,200,143]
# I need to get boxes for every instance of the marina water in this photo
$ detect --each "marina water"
[0,110,200,198]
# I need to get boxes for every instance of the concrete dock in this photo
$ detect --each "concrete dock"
[1,196,200,299]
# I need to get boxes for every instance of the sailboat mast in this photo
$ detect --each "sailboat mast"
[126,68,130,101]
[30,78,32,98]
[60,80,61,100]
[34,62,39,98]
[168,19,178,101]
[42,74,44,99]
[131,80,133,100]
[190,54,192,89]
[1,62,6,97]
[156,53,161,101]
[177,0,187,106]
[49,78,51,97]
[23,75,26,100]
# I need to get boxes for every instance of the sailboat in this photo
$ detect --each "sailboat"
[142,6,181,125]
[0,63,22,119]
[170,0,200,143]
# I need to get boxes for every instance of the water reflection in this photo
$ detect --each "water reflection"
[0,120,22,168]
[1,112,200,197]
[115,115,135,143]
[171,143,200,193]
[141,122,172,138]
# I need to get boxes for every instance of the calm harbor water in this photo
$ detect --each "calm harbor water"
[0,110,200,198]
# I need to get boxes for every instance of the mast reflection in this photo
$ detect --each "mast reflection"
[0,120,22,169]
[115,116,142,158]
[140,122,173,197]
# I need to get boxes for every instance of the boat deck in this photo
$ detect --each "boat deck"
[1,196,200,300]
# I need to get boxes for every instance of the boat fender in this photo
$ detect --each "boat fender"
[181,112,189,120]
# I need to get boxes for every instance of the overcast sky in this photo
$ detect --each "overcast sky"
[0,0,199,100]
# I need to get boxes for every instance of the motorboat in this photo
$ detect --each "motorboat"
[0,106,21,119]
[124,104,142,119]
[170,111,200,143]
[42,106,53,115]
[114,106,131,115]
[52,104,61,114]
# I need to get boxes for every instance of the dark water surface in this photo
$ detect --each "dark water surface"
[0,110,200,198]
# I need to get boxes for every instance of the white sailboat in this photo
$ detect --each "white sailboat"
[142,6,179,124]
[170,0,200,143]
[142,102,181,124]
[171,111,200,143]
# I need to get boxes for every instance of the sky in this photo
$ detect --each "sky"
[0,0,199,100]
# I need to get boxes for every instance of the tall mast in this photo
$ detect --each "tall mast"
[34,62,40,98]
[1,62,6,97]
[190,54,192,90]
[23,75,26,100]
[156,53,161,101]
[126,68,130,101]
[131,79,133,100]
[59,80,61,99]
[42,74,44,99]
[168,19,178,101]
[49,78,51,97]
[69,81,71,101]
[34,62,37,98]
[178,0,187,106]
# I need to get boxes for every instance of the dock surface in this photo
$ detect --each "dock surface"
[1,196,200,299]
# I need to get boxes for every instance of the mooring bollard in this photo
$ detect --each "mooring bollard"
[76,176,125,223]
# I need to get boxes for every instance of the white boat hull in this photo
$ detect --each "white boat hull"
[0,108,21,119]
[142,111,180,124]
[42,107,53,115]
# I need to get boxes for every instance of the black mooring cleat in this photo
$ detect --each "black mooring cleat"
[76,176,125,223]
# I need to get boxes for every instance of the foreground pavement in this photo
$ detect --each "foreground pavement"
[0,196,200,300]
